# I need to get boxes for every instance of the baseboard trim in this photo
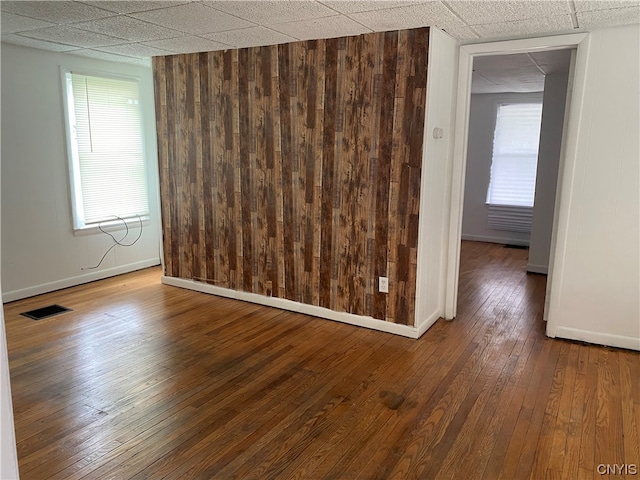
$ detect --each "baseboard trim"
[552,326,640,351]
[415,309,442,337]
[162,276,421,339]
[461,234,529,246]
[2,259,161,303]
[526,263,549,274]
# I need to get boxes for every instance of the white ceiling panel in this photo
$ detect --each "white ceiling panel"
[1,12,55,34]
[143,35,231,54]
[529,49,572,73]
[0,1,112,24]
[203,26,296,49]
[19,25,127,48]
[577,6,640,29]
[1,33,79,52]
[473,14,574,37]
[73,15,182,42]
[71,47,151,65]
[80,1,190,14]
[1,0,639,66]
[573,0,639,12]
[348,2,465,33]
[272,14,371,41]
[320,1,425,14]
[472,50,572,94]
[95,42,174,58]
[206,1,336,26]
[446,0,570,26]
[131,2,255,35]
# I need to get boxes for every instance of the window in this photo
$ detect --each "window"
[63,71,149,230]
[486,102,543,232]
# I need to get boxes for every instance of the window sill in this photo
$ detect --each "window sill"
[73,215,150,237]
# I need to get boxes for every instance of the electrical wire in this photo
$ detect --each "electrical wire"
[83,215,143,270]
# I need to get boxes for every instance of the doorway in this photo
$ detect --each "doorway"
[445,33,590,340]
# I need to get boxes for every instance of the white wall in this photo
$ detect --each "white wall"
[1,44,161,302]
[1,167,19,480]
[415,28,458,334]
[547,24,640,350]
[461,91,542,246]
[528,72,569,274]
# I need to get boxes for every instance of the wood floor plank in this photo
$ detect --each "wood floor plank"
[4,242,638,480]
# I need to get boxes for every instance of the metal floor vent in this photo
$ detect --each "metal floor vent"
[21,304,72,320]
[504,244,529,250]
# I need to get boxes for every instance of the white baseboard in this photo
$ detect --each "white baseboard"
[461,234,529,246]
[162,276,422,339]
[2,259,160,303]
[415,309,442,337]
[552,326,640,351]
[526,263,549,274]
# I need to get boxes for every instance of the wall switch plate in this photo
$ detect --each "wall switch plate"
[379,277,389,293]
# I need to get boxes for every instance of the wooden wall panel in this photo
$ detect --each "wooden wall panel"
[154,27,429,326]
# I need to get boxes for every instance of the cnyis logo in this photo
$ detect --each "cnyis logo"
[597,464,638,475]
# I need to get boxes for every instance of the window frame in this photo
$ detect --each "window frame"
[61,67,150,233]
[483,94,544,234]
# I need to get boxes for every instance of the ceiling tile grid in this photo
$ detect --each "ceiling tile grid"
[271,14,372,40]
[205,0,337,25]
[72,15,183,42]
[129,2,255,34]
[1,0,639,65]
[1,12,55,34]
[202,26,296,49]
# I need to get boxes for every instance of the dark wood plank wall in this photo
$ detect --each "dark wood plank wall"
[153,27,429,325]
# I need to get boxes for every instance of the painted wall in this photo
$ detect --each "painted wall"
[548,24,640,350]
[1,44,161,302]
[154,28,429,326]
[415,28,458,333]
[461,92,542,246]
[0,300,18,479]
[527,71,569,274]
[1,165,19,479]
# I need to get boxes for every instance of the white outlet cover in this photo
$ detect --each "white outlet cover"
[379,276,389,293]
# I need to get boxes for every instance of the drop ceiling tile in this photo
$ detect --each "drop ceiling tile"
[437,24,479,39]
[271,15,371,41]
[573,0,639,12]
[471,72,498,94]
[1,33,78,52]
[94,42,174,58]
[473,14,574,38]
[203,26,296,48]
[70,48,135,61]
[320,1,425,14]
[577,6,640,29]
[74,15,181,42]
[1,12,55,34]
[446,1,570,26]
[205,1,336,26]
[529,49,572,74]
[0,1,113,24]
[474,53,539,74]
[80,1,190,14]
[131,2,254,35]
[348,2,465,34]
[70,48,152,66]
[143,35,231,54]
[20,25,127,48]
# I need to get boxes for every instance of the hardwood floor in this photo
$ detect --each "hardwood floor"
[4,241,639,479]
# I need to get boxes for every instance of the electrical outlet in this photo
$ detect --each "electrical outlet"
[379,277,389,293]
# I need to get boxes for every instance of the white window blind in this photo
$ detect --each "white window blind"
[487,102,543,207]
[486,102,543,233]
[65,72,149,229]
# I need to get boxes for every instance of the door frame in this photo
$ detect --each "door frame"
[445,32,590,340]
